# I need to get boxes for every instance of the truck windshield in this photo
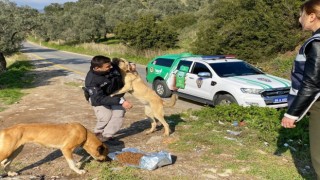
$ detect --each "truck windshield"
[210,61,264,77]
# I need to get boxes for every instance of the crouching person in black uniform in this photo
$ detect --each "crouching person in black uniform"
[85,55,132,143]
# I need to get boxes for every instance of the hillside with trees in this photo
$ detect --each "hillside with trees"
[0,0,309,63]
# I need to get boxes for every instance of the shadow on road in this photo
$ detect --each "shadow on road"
[17,150,63,174]
[21,47,57,54]
[115,114,186,141]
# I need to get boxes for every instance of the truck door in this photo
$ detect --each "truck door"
[179,62,214,99]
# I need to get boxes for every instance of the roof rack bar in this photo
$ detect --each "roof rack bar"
[201,55,236,60]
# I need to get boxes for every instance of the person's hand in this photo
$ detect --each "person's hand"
[122,100,133,110]
[281,116,296,128]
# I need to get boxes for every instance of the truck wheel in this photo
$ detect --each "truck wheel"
[153,80,172,98]
[215,94,238,106]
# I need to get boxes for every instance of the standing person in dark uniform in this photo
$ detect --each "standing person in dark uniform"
[85,55,132,142]
[281,0,320,178]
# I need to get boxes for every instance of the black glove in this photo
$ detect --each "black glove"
[82,87,90,101]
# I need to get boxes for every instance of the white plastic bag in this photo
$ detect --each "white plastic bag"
[108,147,172,170]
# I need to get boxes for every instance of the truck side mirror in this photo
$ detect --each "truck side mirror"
[198,72,211,78]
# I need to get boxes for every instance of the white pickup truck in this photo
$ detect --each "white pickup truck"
[146,53,291,108]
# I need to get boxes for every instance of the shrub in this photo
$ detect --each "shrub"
[192,0,303,63]
[192,104,309,146]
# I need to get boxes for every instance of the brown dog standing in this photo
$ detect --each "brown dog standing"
[0,122,108,176]
[111,58,177,136]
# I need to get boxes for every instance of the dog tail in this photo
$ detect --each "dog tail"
[163,94,178,107]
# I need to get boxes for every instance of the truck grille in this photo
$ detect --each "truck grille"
[261,88,290,97]
[261,88,290,105]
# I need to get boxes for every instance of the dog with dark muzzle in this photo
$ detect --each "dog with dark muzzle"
[111,58,177,136]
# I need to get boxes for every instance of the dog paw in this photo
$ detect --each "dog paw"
[77,169,86,174]
[163,132,170,136]
[8,171,18,177]
[76,162,82,168]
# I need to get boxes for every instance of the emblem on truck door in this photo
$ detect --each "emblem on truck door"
[196,78,203,88]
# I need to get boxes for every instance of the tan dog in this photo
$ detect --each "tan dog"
[0,122,108,176]
[112,58,178,136]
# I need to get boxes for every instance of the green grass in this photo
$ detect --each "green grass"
[99,38,122,45]
[0,89,25,105]
[0,54,34,111]
[259,53,294,80]
[85,161,142,180]
[64,82,83,87]
[167,106,316,179]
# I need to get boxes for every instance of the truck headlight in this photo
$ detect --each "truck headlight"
[240,88,263,94]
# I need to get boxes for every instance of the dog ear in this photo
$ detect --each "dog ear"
[119,58,126,62]
[97,144,108,155]
[112,58,121,66]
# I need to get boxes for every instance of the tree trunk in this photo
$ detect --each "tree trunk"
[0,52,7,72]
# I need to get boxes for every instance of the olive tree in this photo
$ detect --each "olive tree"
[0,1,39,54]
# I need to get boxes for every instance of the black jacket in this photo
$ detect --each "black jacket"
[85,65,124,106]
[287,30,320,117]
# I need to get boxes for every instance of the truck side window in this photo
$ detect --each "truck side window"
[191,63,211,76]
[177,60,192,72]
[153,58,174,67]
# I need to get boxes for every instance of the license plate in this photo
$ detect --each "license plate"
[273,98,287,103]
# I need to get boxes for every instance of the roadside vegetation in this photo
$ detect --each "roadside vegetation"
[166,105,314,179]
[28,36,184,65]
[0,54,34,111]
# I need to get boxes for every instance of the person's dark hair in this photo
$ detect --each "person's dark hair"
[301,0,320,19]
[91,55,111,69]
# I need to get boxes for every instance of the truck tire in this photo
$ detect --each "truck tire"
[215,94,238,106]
[153,80,172,98]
